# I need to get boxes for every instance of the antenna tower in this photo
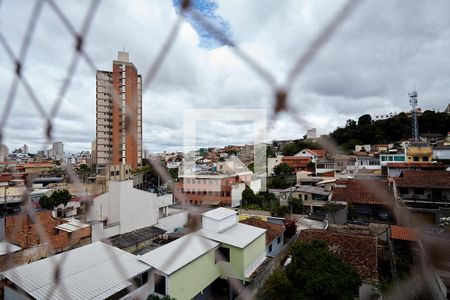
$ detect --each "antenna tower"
[409,90,419,141]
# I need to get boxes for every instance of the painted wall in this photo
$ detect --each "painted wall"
[156,210,188,233]
[243,234,266,278]
[267,234,284,257]
[169,250,220,300]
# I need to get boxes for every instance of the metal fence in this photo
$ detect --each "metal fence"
[0,0,447,299]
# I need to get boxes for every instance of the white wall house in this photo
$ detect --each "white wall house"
[267,155,283,176]
[87,180,173,241]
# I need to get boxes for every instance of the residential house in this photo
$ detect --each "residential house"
[331,179,394,224]
[386,162,446,178]
[279,185,330,215]
[294,149,326,162]
[315,159,335,176]
[406,142,433,162]
[355,144,372,152]
[87,180,173,241]
[393,170,450,226]
[176,164,260,207]
[281,156,312,172]
[356,155,381,174]
[433,147,450,163]
[22,162,54,175]
[334,155,357,175]
[380,150,406,167]
[298,229,380,299]
[240,217,285,257]
[267,155,283,176]
[2,242,149,299]
[139,208,266,300]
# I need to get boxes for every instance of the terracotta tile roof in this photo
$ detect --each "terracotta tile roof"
[390,225,418,242]
[240,217,285,245]
[299,229,378,281]
[282,157,311,168]
[308,149,326,157]
[387,162,446,169]
[331,179,394,206]
[395,170,450,188]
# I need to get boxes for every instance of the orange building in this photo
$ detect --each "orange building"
[96,51,142,172]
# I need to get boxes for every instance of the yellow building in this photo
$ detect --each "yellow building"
[406,142,433,162]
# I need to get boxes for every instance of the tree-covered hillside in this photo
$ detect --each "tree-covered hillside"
[330,110,450,152]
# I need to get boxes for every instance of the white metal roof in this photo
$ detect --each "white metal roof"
[198,223,266,248]
[1,242,148,300]
[138,233,219,275]
[0,241,21,256]
[202,207,237,221]
[55,220,90,233]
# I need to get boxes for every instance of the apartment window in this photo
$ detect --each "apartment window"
[154,274,166,295]
[400,187,409,194]
[269,244,272,252]
[277,236,282,244]
[415,188,424,195]
[413,156,419,162]
[215,247,230,263]
[110,171,114,176]
[422,156,429,161]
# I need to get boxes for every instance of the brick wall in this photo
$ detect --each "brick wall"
[5,211,91,252]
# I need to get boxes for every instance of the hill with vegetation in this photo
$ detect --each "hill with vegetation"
[330,110,450,153]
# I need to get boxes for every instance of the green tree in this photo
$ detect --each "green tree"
[241,186,258,208]
[324,201,346,223]
[258,269,294,300]
[286,240,361,299]
[267,176,289,189]
[281,143,299,156]
[273,163,294,177]
[39,190,72,210]
[288,197,303,214]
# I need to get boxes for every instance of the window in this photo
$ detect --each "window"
[413,156,419,161]
[277,236,282,244]
[154,274,166,295]
[422,156,429,161]
[415,188,424,195]
[110,171,114,176]
[269,244,272,252]
[400,187,409,194]
[215,247,230,263]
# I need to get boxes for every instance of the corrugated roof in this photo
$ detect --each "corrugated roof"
[390,225,418,242]
[198,223,266,248]
[240,218,285,245]
[55,220,90,233]
[202,207,237,221]
[0,241,21,256]
[2,242,148,300]
[138,233,219,275]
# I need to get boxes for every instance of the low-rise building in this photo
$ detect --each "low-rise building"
[279,185,330,214]
[406,142,433,162]
[2,242,149,299]
[267,155,283,176]
[281,156,312,172]
[331,179,394,224]
[240,217,285,257]
[176,168,259,207]
[386,162,446,178]
[139,208,267,300]
[87,180,173,240]
[294,149,326,162]
[393,170,450,226]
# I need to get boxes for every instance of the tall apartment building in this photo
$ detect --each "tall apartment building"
[96,51,142,172]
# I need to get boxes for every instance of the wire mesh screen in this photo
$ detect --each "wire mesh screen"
[0,0,449,299]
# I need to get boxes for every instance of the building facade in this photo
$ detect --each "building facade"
[96,51,142,172]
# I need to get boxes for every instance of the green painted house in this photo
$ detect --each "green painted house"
[138,208,266,300]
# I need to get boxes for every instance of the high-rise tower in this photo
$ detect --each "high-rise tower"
[96,51,142,172]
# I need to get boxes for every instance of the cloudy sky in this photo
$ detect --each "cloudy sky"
[1,0,449,154]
